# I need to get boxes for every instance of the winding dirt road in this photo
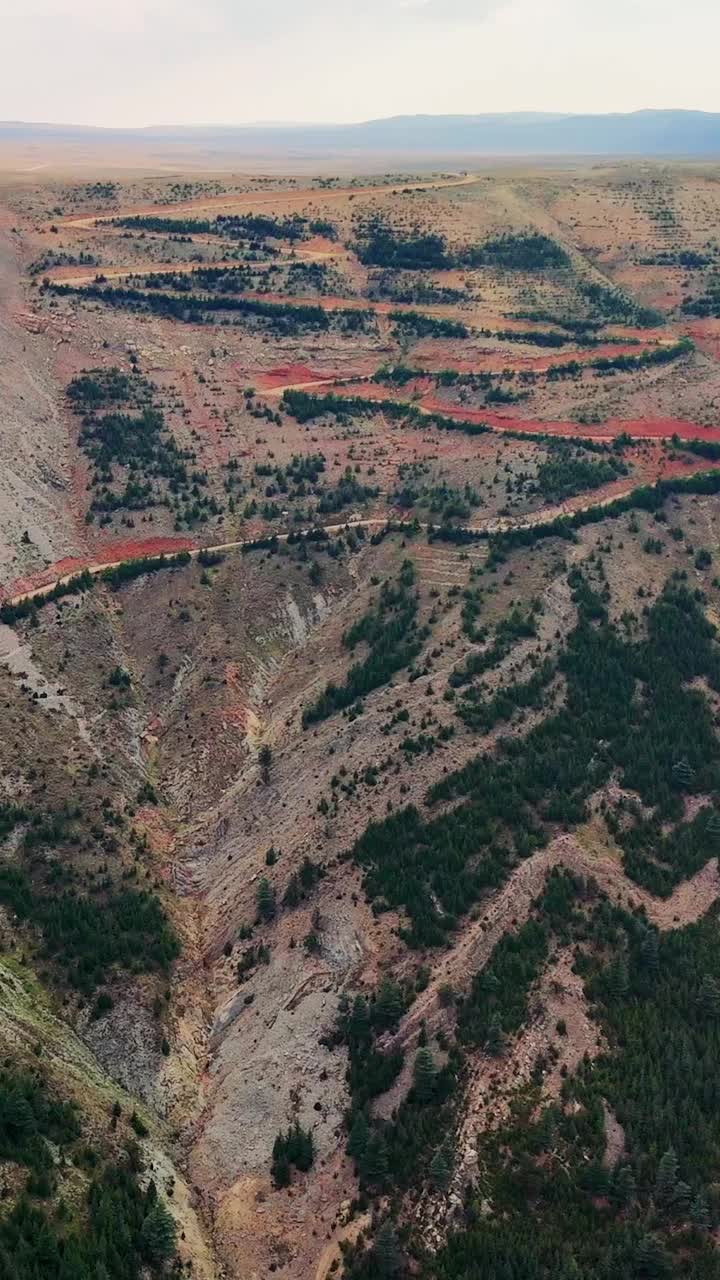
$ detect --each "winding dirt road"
[59,173,481,231]
[2,478,659,607]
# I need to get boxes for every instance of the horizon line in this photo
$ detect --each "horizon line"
[2,106,719,133]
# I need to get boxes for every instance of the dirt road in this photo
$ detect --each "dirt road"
[42,244,341,286]
[2,477,656,607]
[60,173,480,230]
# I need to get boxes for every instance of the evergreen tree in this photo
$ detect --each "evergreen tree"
[672,757,694,787]
[271,1151,291,1188]
[635,1232,671,1277]
[256,878,276,921]
[690,1188,710,1228]
[698,975,720,1018]
[140,1200,176,1263]
[655,1146,679,1211]
[412,1047,436,1103]
[375,978,403,1029]
[706,809,720,835]
[582,1162,610,1198]
[673,1178,691,1215]
[271,1121,314,1185]
[259,744,272,782]
[485,1016,504,1057]
[287,1121,314,1172]
[611,1164,636,1208]
[349,994,370,1041]
[347,1111,369,1163]
[374,1221,402,1276]
[3,1094,34,1135]
[606,955,629,1000]
[639,930,659,976]
[283,874,300,908]
[476,970,500,997]
[361,1135,389,1184]
[299,856,320,890]
[429,1145,452,1191]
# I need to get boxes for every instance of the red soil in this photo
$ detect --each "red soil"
[683,319,720,362]
[2,535,195,599]
[328,383,720,443]
[460,408,720,442]
[489,410,719,443]
[417,342,655,375]
[235,358,378,389]
[254,364,332,389]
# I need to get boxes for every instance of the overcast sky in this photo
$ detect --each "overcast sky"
[3,0,719,127]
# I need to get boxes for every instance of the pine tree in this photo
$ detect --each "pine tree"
[606,955,629,999]
[4,1094,34,1134]
[690,1188,710,1228]
[140,1201,176,1263]
[283,874,300,908]
[289,1121,314,1172]
[655,1146,679,1211]
[640,930,659,976]
[349,994,370,1041]
[412,1047,436,1103]
[706,809,720,834]
[582,1162,610,1197]
[698,975,720,1018]
[375,978,403,1029]
[429,1145,451,1191]
[612,1164,637,1208]
[271,1152,291,1188]
[256,878,276,921]
[672,757,694,787]
[347,1111,369,1163]
[485,1015,504,1057]
[374,1220,402,1276]
[673,1179,691,1215]
[635,1232,671,1278]
[361,1135,389,1185]
[300,856,319,890]
[259,743,272,782]
[271,1121,314,1185]
[477,969,500,996]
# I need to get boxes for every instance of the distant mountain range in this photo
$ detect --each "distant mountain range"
[3,110,720,158]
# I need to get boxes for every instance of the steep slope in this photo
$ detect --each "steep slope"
[0,205,82,581]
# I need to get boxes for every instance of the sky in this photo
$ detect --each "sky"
[2,0,720,127]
